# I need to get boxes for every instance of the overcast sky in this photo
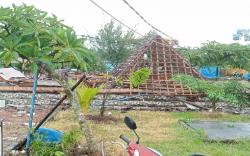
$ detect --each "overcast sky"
[1,0,250,47]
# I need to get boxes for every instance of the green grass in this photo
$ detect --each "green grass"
[146,112,250,156]
[240,80,250,89]
[215,80,250,89]
[171,111,250,122]
[46,110,250,156]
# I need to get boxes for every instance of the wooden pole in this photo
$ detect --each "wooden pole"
[25,69,38,155]
[12,75,87,151]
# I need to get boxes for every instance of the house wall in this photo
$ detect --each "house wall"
[0,91,64,107]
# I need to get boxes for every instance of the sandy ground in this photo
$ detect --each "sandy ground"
[0,106,50,153]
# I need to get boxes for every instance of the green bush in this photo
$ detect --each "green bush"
[30,140,61,156]
[115,76,124,86]
[173,74,250,110]
[129,67,151,87]
[172,74,207,91]
[76,85,101,113]
[223,80,250,108]
[30,130,82,156]
[61,130,82,155]
[173,74,225,111]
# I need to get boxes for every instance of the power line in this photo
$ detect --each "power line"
[121,0,175,41]
[87,0,143,37]
[87,0,177,46]
[81,35,140,45]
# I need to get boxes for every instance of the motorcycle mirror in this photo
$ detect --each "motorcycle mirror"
[124,116,137,130]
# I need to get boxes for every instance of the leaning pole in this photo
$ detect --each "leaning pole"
[25,68,38,156]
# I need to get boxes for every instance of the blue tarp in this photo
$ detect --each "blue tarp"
[106,63,114,71]
[243,73,250,80]
[199,66,221,79]
[33,127,64,143]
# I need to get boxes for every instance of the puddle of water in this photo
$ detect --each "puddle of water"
[184,121,250,141]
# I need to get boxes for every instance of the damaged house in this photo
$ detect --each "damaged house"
[0,68,63,109]
[93,36,203,111]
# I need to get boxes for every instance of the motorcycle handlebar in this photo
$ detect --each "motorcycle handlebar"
[119,134,130,144]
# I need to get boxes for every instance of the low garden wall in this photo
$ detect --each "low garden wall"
[0,91,63,108]
[91,94,198,111]
[91,94,250,114]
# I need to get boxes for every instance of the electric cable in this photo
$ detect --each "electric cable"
[87,0,143,37]
[121,0,175,41]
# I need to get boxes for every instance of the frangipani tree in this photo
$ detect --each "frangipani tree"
[0,4,97,155]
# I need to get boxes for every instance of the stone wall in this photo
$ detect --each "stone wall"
[91,94,250,114]
[0,91,63,107]
[91,94,193,111]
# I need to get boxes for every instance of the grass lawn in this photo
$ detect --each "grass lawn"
[46,110,250,156]
[241,80,250,89]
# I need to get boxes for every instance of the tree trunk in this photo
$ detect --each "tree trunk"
[72,91,97,156]
[100,94,107,117]
[99,78,116,117]
[215,66,219,81]
[212,101,216,112]
[37,62,97,155]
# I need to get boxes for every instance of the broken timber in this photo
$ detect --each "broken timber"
[110,35,202,97]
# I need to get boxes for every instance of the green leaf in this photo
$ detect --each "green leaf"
[55,151,65,156]
[129,67,151,87]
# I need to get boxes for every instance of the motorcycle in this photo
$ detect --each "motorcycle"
[120,116,204,156]
[120,116,163,156]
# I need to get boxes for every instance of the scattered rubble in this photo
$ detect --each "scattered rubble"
[0,106,52,153]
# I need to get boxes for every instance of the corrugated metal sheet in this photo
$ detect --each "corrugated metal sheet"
[0,68,25,80]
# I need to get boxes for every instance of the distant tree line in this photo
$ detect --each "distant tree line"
[177,41,250,77]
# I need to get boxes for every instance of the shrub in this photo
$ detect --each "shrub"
[115,76,124,86]
[76,85,101,113]
[61,130,82,155]
[30,130,82,156]
[172,74,206,92]
[173,74,224,111]
[173,74,250,111]
[223,80,250,108]
[129,67,151,87]
[30,140,61,156]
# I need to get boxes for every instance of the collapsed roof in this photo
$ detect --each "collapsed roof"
[108,35,201,96]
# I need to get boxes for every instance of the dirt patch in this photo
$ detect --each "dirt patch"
[86,114,121,124]
[45,110,175,155]
[0,106,52,153]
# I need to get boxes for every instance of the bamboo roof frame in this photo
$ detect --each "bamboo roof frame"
[110,35,202,96]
